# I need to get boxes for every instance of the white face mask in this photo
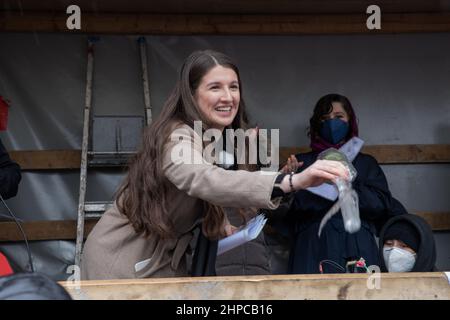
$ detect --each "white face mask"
[383,246,417,272]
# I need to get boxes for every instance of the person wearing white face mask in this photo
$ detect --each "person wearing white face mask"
[379,214,437,272]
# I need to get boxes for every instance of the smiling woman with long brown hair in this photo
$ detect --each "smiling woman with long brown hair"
[80,50,349,280]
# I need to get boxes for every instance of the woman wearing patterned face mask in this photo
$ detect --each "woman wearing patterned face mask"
[379,214,437,272]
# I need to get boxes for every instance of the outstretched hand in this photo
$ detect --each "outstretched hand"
[280,159,349,193]
[296,159,349,188]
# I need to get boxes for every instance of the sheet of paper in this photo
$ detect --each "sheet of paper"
[217,214,267,256]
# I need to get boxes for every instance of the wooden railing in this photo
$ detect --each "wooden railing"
[1,209,449,243]
[1,12,450,35]
[60,273,450,300]
[9,144,450,170]
[1,144,448,242]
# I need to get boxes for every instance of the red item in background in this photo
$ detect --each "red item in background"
[0,96,10,131]
[0,252,14,276]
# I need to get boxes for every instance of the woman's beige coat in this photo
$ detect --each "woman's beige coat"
[81,124,280,279]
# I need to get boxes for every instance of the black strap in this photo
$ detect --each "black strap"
[191,224,218,276]
[271,173,287,199]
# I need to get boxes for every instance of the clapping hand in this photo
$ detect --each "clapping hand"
[281,154,303,174]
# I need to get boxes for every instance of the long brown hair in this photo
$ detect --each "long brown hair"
[116,50,251,240]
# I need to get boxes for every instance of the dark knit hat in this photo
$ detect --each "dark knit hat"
[383,220,420,252]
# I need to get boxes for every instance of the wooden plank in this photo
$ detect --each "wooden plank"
[416,212,450,231]
[0,219,97,242]
[364,145,450,164]
[9,145,450,170]
[1,12,450,35]
[4,0,447,15]
[61,273,450,300]
[9,150,81,170]
[279,144,450,165]
[0,211,448,242]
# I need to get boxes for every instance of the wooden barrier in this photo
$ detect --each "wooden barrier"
[9,144,450,170]
[9,150,81,170]
[0,219,98,242]
[60,273,450,300]
[416,212,450,231]
[1,12,450,35]
[0,211,448,242]
[2,144,448,242]
[280,144,450,165]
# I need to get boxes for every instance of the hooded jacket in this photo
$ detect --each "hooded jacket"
[379,214,437,272]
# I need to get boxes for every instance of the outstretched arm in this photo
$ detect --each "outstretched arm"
[163,126,349,209]
[163,125,280,209]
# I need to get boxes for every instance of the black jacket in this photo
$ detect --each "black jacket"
[378,214,437,272]
[277,151,394,274]
[215,208,271,276]
[0,138,21,200]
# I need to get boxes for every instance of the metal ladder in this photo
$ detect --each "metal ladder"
[74,37,152,267]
